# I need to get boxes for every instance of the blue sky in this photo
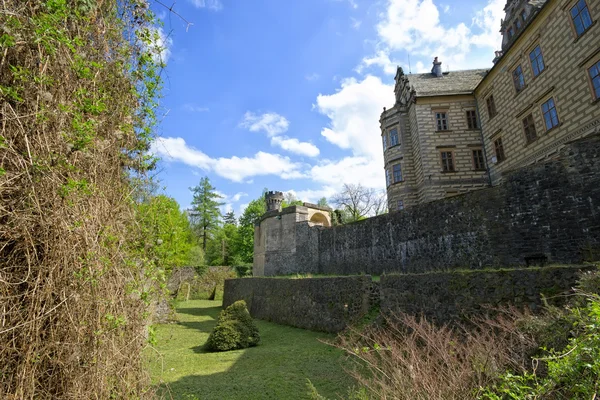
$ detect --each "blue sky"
[149,0,506,216]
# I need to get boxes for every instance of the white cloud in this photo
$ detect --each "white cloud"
[189,0,223,11]
[357,50,401,75]
[359,0,504,75]
[183,104,209,113]
[239,111,290,137]
[350,17,362,30]
[151,137,306,182]
[305,73,320,81]
[315,75,393,163]
[240,111,320,157]
[271,137,320,158]
[231,192,248,202]
[311,156,384,190]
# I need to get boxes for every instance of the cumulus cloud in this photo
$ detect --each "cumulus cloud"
[271,137,320,158]
[239,111,290,137]
[189,0,223,11]
[315,75,393,162]
[151,137,306,182]
[359,0,504,75]
[240,111,320,157]
[357,50,402,75]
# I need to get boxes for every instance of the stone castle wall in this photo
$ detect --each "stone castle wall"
[258,135,600,276]
[223,276,371,333]
[224,266,594,332]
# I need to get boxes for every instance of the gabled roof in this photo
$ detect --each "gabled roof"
[409,69,488,97]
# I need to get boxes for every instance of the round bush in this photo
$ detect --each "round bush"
[205,300,260,352]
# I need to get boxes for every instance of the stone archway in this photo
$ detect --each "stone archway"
[309,212,330,227]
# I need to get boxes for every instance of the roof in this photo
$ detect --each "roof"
[409,69,488,97]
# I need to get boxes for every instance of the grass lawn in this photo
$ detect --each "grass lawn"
[148,300,355,400]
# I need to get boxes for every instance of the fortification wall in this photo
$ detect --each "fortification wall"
[223,266,594,332]
[223,276,371,333]
[293,136,599,276]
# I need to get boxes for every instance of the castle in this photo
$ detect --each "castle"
[251,0,600,278]
[382,0,600,211]
[229,0,600,333]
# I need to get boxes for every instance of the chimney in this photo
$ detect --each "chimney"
[431,57,443,77]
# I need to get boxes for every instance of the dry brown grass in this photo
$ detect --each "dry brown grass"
[0,0,163,398]
[335,310,539,400]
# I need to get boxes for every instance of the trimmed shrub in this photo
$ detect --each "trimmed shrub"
[205,300,260,352]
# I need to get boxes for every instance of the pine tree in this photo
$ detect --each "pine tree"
[189,177,224,251]
[223,211,237,226]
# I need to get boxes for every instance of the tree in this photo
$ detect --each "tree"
[205,223,239,266]
[136,195,197,272]
[235,196,267,264]
[331,183,377,223]
[282,192,303,208]
[317,197,330,208]
[372,190,388,216]
[223,211,237,226]
[189,177,224,251]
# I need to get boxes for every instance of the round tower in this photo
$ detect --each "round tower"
[265,191,284,212]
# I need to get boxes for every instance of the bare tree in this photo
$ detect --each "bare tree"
[331,183,377,223]
[372,189,388,216]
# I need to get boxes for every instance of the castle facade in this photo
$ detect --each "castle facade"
[382,0,600,211]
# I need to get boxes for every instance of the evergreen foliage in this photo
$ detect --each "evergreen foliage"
[189,177,224,251]
[205,300,260,352]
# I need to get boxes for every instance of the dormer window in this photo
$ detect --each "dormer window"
[520,9,527,23]
[508,26,515,39]
[515,18,522,30]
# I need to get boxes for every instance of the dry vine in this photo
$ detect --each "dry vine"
[0,0,166,397]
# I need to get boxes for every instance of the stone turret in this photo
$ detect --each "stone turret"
[265,191,284,212]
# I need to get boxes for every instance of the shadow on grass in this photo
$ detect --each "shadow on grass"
[158,339,350,400]
[176,305,222,319]
[154,301,354,400]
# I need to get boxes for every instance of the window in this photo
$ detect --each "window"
[494,138,506,163]
[570,0,593,37]
[542,98,559,131]
[393,164,402,183]
[386,168,391,186]
[508,26,515,39]
[521,10,527,23]
[512,65,526,92]
[515,18,522,30]
[440,151,455,172]
[529,45,545,77]
[486,95,497,119]
[522,114,537,143]
[389,128,399,146]
[435,112,449,131]
[589,60,600,100]
[397,200,404,211]
[466,110,479,129]
[472,149,485,170]
[382,134,387,151]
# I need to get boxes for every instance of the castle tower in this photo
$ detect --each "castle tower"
[265,191,284,212]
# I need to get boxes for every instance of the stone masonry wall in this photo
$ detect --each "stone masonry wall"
[223,276,372,333]
[312,135,600,276]
[223,266,594,332]
[380,265,596,323]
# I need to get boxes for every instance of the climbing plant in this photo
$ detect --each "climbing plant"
[0,0,167,397]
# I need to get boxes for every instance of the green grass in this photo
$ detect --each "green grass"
[148,300,355,400]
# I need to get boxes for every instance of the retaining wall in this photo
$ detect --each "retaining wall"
[223,265,595,332]
[223,276,372,333]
